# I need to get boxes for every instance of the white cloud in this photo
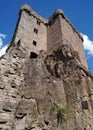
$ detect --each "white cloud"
[0,33,93,58]
[81,33,93,57]
[0,33,8,57]
[0,45,8,57]
[0,33,6,49]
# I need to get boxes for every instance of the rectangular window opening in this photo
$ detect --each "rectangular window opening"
[34,28,38,34]
[33,40,37,46]
[37,20,41,25]
[81,101,88,110]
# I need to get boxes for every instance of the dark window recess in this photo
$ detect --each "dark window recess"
[17,40,21,47]
[33,40,37,46]
[34,28,38,34]
[30,52,38,58]
[37,20,41,25]
[82,101,88,109]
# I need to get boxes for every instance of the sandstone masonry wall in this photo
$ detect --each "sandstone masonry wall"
[60,15,88,68]
[0,4,93,129]
[13,5,47,56]
[47,15,62,53]
[8,4,88,68]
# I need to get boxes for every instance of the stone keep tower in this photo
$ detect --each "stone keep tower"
[1,4,93,130]
[10,4,87,67]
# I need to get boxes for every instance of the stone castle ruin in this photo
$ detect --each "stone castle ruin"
[8,4,87,68]
[0,4,93,130]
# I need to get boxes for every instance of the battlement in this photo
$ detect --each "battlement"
[9,4,87,68]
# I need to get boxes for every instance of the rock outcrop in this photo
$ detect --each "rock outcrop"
[0,43,93,130]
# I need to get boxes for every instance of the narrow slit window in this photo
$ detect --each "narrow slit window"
[33,40,37,46]
[17,40,21,47]
[34,28,38,34]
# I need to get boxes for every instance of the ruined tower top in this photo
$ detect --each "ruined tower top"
[20,4,31,11]
[20,4,48,24]
[9,4,87,68]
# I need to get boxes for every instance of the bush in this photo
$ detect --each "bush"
[50,104,71,125]
[51,104,71,115]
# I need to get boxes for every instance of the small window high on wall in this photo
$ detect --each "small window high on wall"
[30,52,38,58]
[37,20,41,25]
[34,28,38,34]
[33,40,37,46]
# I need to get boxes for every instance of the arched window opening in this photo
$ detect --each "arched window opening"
[30,52,38,59]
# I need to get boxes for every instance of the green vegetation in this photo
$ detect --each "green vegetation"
[51,104,71,114]
[72,51,80,60]
[50,104,71,125]
[44,54,56,65]
[47,89,54,96]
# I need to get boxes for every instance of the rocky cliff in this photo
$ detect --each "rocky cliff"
[0,42,93,130]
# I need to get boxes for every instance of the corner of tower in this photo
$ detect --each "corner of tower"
[48,9,64,23]
[54,9,64,15]
[20,4,32,12]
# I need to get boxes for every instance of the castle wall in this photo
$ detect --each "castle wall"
[47,15,62,53]
[60,16,88,68]
[9,4,88,68]
[13,10,47,56]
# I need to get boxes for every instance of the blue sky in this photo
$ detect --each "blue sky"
[0,0,93,73]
